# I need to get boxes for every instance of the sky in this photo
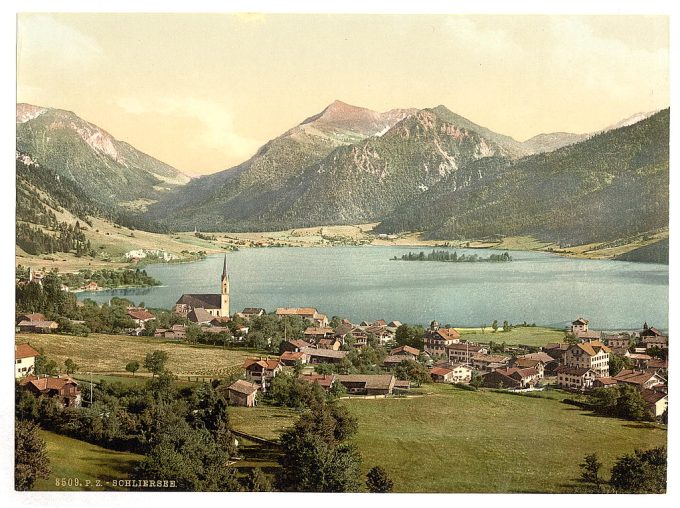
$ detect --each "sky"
[16,13,669,176]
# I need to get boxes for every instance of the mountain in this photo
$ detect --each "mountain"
[16,104,190,212]
[376,109,669,246]
[144,100,418,228]
[521,132,590,154]
[147,104,519,230]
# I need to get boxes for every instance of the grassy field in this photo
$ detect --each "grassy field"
[33,430,143,491]
[229,406,300,441]
[457,325,566,346]
[226,385,665,493]
[345,384,666,493]
[15,332,269,378]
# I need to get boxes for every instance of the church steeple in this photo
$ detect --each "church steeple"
[220,255,230,317]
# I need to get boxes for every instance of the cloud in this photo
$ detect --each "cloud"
[117,95,260,164]
[17,15,104,68]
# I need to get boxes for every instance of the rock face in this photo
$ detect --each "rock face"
[16,104,190,210]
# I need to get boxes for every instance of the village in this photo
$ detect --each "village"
[15,257,669,420]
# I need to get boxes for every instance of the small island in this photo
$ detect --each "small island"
[393,249,512,263]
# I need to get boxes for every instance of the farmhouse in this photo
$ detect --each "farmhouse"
[383,355,411,369]
[15,343,40,379]
[563,340,610,377]
[555,366,596,390]
[605,334,631,349]
[430,367,455,383]
[642,335,668,351]
[335,374,396,396]
[317,338,342,350]
[639,389,668,417]
[300,347,348,364]
[127,307,156,327]
[390,345,420,358]
[510,358,545,379]
[446,343,487,364]
[16,313,47,324]
[484,367,540,389]
[279,339,312,354]
[154,324,187,340]
[187,307,215,325]
[240,308,266,319]
[174,256,230,318]
[613,369,666,390]
[226,379,259,407]
[17,320,59,333]
[279,351,309,366]
[243,358,283,390]
[303,327,335,342]
[470,353,510,372]
[298,373,337,392]
[482,370,521,389]
[592,376,619,388]
[20,375,81,407]
[424,323,461,356]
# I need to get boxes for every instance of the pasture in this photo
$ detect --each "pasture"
[15,332,268,378]
[33,430,143,491]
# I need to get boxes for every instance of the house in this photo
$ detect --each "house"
[624,352,653,369]
[154,324,187,340]
[15,343,40,379]
[605,334,631,349]
[17,320,59,333]
[493,367,541,388]
[571,318,589,334]
[187,307,215,325]
[544,343,571,362]
[127,307,156,327]
[430,366,455,383]
[333,323,354,339]
[20,375,81,407]
[592,377,619,389]
[279,351,309,366]
[613,369,666,390]
[390,345,420,358]
[240,308,266,319]
[515,352,559,375]
[424,325,461,356]
[510,358,545,379]
[383,355,412,369]
[348,327,369,347]
[298,373,337,392]
[555,366,596,390]
[317,338,342,350]
[642,335,668,351]
[300,347,348,364]
[364,326,394,344]
[449,363,473,383]
[563,340,611,377]
[470,353,510,372]
[243,358,283,390]
[275,307,329,327]
[210,316,231,327]
[16,313,47,325]
[175,256,230,317]
[227,379,259,407]
[639,389,668,417]
[482,370,521,389]
[303,327,335,342]
[279,339,312,354]
[335,374,396,396]
[446,343,487,364]
[387,320,402,329]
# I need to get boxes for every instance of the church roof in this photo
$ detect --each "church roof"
[176,293,221,309]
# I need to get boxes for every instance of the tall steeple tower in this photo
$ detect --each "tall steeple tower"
[221,255,230,317]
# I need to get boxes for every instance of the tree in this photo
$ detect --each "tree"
[502,320,510,332]
[579,453,603,490]
[15,419,50,491]
[125,361,140,376]
[394,360,430,387]
[616,384,650,421]
[144,350,169,377]
[491,320,498,332]
[609,353,632,376]
[35,348,58,376]
[64,358,78,375]
[242,468,273,492]
[394,324,425,350]
[366,466,394,493]
[276,402,361,492]
[610,446,666,493]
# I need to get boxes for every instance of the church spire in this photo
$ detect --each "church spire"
[222,254,228,280]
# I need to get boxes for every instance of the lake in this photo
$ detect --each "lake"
[77,246,668,330]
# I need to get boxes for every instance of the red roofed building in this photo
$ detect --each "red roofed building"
[15,343,40,379]
[280,351,309,366]
[430,366,455,383]
[424,327,461,356]
[555,366,596,390]
[243,358,283,390]
[298,373,337,392]
[20,375,81,407]
[564,340,611,377]
[227,379,259,407]
[389,345,420,358]
[127,307,156,327]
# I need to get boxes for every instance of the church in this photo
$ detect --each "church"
[174,255,230,318]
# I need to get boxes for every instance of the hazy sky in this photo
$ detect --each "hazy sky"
[17,13,669,176]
